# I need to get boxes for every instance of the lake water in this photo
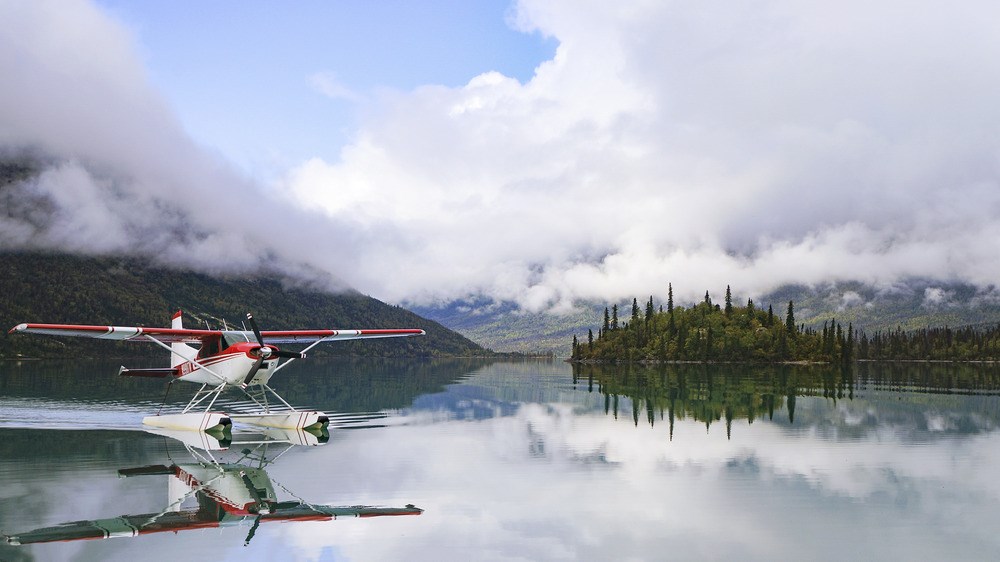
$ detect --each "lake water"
[1,358,999,561]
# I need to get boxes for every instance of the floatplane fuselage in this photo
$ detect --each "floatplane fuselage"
[9,311,425,433]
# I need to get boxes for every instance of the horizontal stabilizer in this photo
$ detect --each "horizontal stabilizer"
[118,465,174,478]
[118,367,176,378]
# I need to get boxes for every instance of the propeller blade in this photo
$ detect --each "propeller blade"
[245,313,304,363]
[244,515,262,547]
[246,313,264,345]
[239,471,266,507]
[242,356,264,387]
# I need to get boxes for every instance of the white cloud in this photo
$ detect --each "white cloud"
[0,0,355,287]
[309,71,361,103]
[3,0,1000,310]
[922,287,955,309]
[265,395,1000,561]
[837,291,865,311]
[286,0,1000,308]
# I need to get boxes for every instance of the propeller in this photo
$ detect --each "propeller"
[238,470,300,546]
[242,313,304,387]
[240,470,267,546]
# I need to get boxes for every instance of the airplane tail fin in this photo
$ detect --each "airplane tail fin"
[170,310,197,368]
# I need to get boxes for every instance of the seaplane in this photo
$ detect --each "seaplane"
[3,430,423,547]
[8,311,424,433]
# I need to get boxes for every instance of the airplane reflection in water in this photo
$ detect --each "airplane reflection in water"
[3,427,422,547]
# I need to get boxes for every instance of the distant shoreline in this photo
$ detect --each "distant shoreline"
[567,358,1000,365]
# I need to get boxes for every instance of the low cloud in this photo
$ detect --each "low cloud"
[0,1,354,289]
[837,291,866,312]
[3,0,1000,311]
[922,287,955,309]
[286,0,1000,309]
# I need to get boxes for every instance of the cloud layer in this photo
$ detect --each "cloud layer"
[287,0,1000,308]
[3,1,1000,310]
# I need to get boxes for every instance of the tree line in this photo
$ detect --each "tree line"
[571,284,1000,363]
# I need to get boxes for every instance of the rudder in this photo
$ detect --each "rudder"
[170,310,197,368]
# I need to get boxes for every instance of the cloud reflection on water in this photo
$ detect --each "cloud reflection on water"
[2,361,999,561]
[273,388,1000,561]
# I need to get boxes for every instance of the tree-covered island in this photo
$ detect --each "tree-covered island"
[571,285,1000,363]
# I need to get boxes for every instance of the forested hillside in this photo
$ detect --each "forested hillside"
[418,281,1000,357]
[572,286,1000,363]
[0,252,488,358]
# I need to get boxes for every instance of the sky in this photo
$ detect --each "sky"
[1,0,999,311]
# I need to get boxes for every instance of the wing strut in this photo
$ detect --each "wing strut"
[270,339,327,375]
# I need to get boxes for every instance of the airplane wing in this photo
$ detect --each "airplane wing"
[8,323,219,344]
[8,323,426,345]
[3,504,423,545]
[258,329,425,344]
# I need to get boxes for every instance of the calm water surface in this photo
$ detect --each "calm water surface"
[1,358,999,561]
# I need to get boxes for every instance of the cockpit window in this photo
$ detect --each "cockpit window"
[197,336,223,359]
[220,331,252,348]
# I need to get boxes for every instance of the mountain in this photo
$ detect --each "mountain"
[0,252,488,359]
[410,297,590,357]
[415,281,1000,357]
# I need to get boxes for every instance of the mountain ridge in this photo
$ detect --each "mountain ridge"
[414,281,1000,356]
[1,251,488,359]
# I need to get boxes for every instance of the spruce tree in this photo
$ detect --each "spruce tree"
[785,301,796,334]
[724,285,733,317]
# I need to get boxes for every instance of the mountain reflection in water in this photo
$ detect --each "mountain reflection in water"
[1,358,999,560]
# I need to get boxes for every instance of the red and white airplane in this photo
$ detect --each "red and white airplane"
[8,311,424,433]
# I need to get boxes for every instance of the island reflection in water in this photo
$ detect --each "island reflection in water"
[1,358,999,560]
[573,361,1000,438]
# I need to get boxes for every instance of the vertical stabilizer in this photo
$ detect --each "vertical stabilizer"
[170,310,197,368]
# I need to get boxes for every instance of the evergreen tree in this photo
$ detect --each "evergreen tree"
[724,285,733,317]
[603,307,610,333]
[667,283,674,314]
[588,328,594,351]
[611,304,619,330]
[844,323,853,363]
[785,301,796,334]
